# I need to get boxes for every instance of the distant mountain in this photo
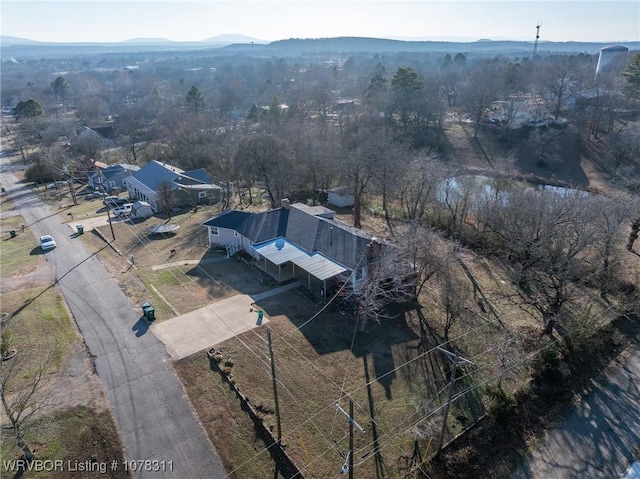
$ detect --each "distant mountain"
[262,36,640,56]
[0,36,44,46]
[121,37,173,44]
[2,35,639,60]
[202,34,267,44]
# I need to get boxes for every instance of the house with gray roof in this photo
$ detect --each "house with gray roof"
[203,201,385,298]
[88,163,139,193]
[126,160,222,212]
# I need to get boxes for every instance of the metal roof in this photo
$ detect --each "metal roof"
[251,238,347,281]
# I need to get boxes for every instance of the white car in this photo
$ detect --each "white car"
[111,203,133,217]
[40,234,57,251]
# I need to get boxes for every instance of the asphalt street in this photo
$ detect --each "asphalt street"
[512,346,640,479]
[1,152,227,478]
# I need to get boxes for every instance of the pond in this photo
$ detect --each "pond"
[437,174,590,206]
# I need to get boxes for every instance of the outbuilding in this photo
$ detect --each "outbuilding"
[131,201,154,219]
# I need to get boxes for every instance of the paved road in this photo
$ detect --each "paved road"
[512,347,640,479]
[1,153,227,478]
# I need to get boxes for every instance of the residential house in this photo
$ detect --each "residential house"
[76,125,117,147]
[88,163,140,194]
[203,201,386,298]
[126,160,222,212]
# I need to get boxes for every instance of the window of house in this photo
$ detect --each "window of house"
[211,227,219,236]
[110,181,116,188]
[198,191,207,199]
[234,231,239,237]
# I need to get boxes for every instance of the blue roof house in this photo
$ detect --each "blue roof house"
[126,160,222,212]
[88,163,139,194]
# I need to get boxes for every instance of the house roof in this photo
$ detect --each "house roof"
[203,203,377,271]
[203,210,253,229]
[89,163,136,180]
[289,203,334,218]
[131,160,214,190]
[328,186,353,196]
[132,200,151,208]
[251,238,347,281]
[285,207,372,270]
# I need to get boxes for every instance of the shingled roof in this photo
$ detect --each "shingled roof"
[203,204,377,270]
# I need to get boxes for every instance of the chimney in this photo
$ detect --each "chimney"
[281,198,290,209]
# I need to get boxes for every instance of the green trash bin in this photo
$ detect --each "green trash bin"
[141,302,155,321]
[9,229,16,238]
[257,310,264,321]
[76,224,84,235]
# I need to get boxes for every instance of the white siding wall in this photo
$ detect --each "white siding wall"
[126,177,158,211]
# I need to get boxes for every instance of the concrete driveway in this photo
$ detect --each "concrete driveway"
[152,294,268,360]
[152,281,302,360]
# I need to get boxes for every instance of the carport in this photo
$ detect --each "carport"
[251,237,347,299]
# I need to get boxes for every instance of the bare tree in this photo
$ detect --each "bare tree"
[234,133,292,209]
[400,222,454,297]
[350,242,416,332]
[480,188,596,336]
[439,267,472,341]
[0,338,58,463]
[398,150,444,222]
[458,62,500,137]
[589,193,638,297]
[535,56,587,120]
[156,179,177,218]
[526,127,563,169]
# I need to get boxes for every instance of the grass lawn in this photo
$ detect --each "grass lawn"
[0,406,130,479]
[175,288,481,479]
[0,213,40,276]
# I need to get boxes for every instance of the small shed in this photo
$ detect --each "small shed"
[328,186,355,208]
[131,201,154,219]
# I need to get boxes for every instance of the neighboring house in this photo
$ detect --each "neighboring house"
[126,160,223,212]
[77,125,117,146]
[131,201,154,219]
[203,201,383,297]
[327,186,355,208]
[88,163,140,193]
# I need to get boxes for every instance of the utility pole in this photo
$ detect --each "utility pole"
[435,347,473,456]
[348,397,354,479]
[63,164,78,205]
[100,184,115,241]
[335,397,365,477]
[267,327,282,444]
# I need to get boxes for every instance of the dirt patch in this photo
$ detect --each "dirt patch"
[0,260,52,293]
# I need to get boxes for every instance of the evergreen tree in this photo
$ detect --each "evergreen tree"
[185,85,206,113]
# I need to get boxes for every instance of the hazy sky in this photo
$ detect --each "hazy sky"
[2,0,639,44]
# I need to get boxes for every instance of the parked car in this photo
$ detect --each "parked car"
[39,234,57,251]
[85,190,104,200]
[46,183,57,190]
[111,203,133,217]
[103,196,127,207]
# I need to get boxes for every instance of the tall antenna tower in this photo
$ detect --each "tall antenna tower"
[533,22,541,57]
